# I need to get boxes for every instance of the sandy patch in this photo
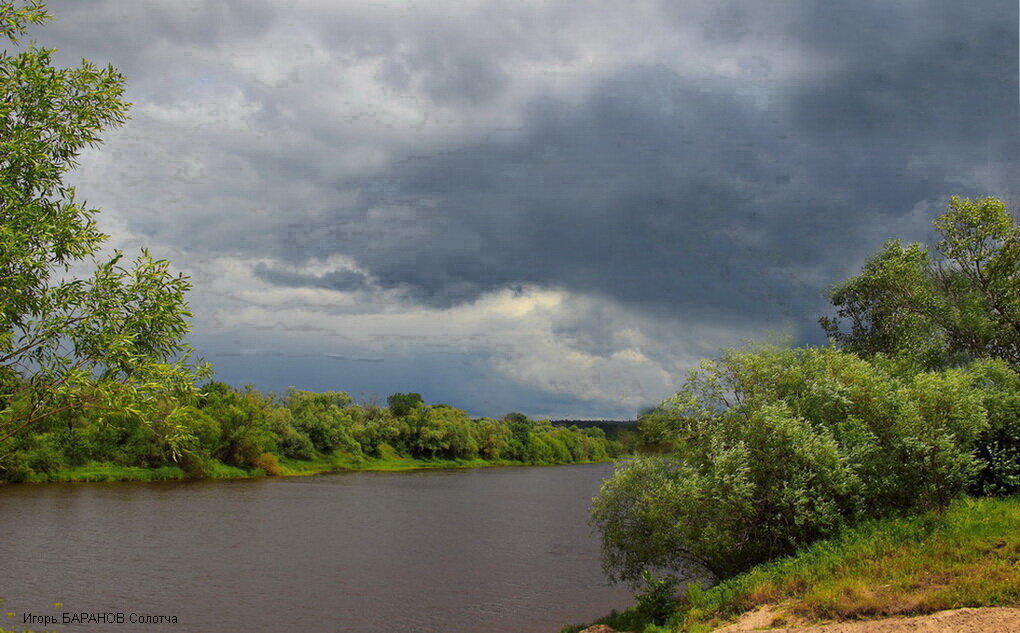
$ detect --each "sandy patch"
[715,606,1020,632]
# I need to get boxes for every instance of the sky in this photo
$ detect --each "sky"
[26,0,1020,419]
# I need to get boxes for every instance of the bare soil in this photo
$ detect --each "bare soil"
[714,606,1020,633]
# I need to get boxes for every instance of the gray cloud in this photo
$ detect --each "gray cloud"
[297,46,1015,326]
[30,0,1019,416]
[252,262,370,293]
[368,1,1011,318]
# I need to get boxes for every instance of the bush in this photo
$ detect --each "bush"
[0,447,34,482]
[54,424,92,466]
[966,359,1020,495]
[178,451,216,479]
[278,426,316,460]
[253,451,281,476]
[166,406,221,451]
[593,345,993,583]
[635,571,680,625]
[21,433,66,473]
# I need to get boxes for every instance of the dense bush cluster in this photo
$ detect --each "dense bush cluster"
[0,385,620,482]
[593,346,1020,583]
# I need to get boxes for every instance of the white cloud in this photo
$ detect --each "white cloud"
[172,252,751,410]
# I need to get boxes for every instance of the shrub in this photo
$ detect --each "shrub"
[253,452,281,476]
[966,359,1020,495]
[53,423,92,466]
[0,447,34,482]
[278,426,316,460]
[166,406,221,451]
[21,433,65,473]
[635,571,680,625]
[593,345,992,583]
[178,451,216,479]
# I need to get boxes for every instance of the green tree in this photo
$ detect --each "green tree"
[634,571,680,626]
[0,1,202,444]
[351,403,403,455]
[821,196,1020,369]
[407,405,452,458]
[198,384,279,467]
[429,404,477,459]
[286,389,360,454]
[386,392,424,418]
[471,417,510,460]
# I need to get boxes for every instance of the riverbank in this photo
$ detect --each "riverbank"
[578,607,1020,633]
[563,496,1020,633]
[7,448,616,484]
[711,606,1020,632]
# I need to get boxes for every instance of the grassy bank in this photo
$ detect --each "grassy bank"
[564,495,1020,633]
[11,447,613,484]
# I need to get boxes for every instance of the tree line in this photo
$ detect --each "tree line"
[0,386,621,481]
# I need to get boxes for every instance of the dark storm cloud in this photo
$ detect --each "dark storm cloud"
[26,0,1019,414]
[790,0,1018,178]
[343,72,802,316]
[260,0,1016,338]
[40,2,1017,320]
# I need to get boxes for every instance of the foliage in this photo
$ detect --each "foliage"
[0,0,204,443]
[674,496,1020,632]
[593,345,995,583]
[198,384,278,467]
[570,497,1019,633]
[966,359,1020,495]
[252,451,281,476]
[558,607,658,633]
[472,417,511,460]
[635,571,681,625]
[270,406,316,460]
[386,392,423,417]
[822,196,1020,370]
[287,388,360,455]
[0,380,622,481]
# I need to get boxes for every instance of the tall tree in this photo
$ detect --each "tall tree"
[0,1,201,443]
[821,196,1020,369]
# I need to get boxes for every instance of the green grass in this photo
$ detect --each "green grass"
[681,496,1020,631]
[564,496,1020,633]
[277,447,573,476]
[23,463,187,483]
[560,607,656,633]
[10,447,613,484]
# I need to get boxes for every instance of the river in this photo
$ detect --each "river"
[0,462,631,633]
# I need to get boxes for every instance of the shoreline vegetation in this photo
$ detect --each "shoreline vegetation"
[9,447,619,485]
[0,385,631,485]
[563,496,1020,633]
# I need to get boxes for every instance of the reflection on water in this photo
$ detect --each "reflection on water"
[0,463,630,633]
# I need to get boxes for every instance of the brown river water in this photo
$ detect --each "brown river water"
[0,462,632,633]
